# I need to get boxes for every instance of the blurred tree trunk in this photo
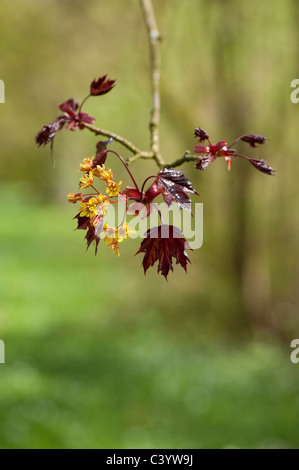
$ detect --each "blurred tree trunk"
[213,0,273,334]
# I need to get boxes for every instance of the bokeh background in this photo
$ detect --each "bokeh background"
[0,0,299,449]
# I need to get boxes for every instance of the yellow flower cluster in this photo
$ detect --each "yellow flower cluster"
[67,193,83,203]
[93,165,122,197]
[79,195,110,219]
[93,165,113,182]
[80,171,94,189]
[68,157,128,254]
[101,223,135,256]
[79,158,94,172]
[78,160,122,196]
[106,180,122,197]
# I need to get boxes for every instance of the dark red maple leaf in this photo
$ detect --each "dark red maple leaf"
[91,139,114,167]
[35,119,66,165]
[240,134,268,148]
[85,220,103,254]
[123,187,143,200]
[92,150,108,168]
[96,139,113,153]
[248,158,275,175]
[194,127,210,142]
[85,226,99,254]
[193,128,274,174]
[156,168,199,212]
[74,213,90,230]
[59,98,79,117]
[124,182,160,218]
[123,181,160,203]
[35,120,63,147]
[59,99,95,130]
[90,75,115,96]
[76,112,96,128]
[136,225,192,279]
[36,96,95,159]
[74,213,103,254]
[195,156,211,171]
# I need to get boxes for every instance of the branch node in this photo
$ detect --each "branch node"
[150,30,161,41]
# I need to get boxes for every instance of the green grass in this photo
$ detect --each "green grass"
[0,201,299,449]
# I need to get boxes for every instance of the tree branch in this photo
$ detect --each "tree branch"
[80,122,145,155]
[126,152,153,165]
[83,2,193,172]
[164,151,199,169]
[140,0,164,168]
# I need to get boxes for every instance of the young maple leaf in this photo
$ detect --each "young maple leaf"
[90,75,115,96]
[194,127,210,142]
[74,213,91,230]
[240,134,268,148]
[35,119,65,165]
[74,213,103,254]
[195,155,210,171]
[85,223,102,255]
[247,158,275,175]
[156,168,199,212]
[193,128,275,174]
[35,120,63,147]
[59,98,79,117]
[36,96,95,164]
[59,99,95,130]
[91,139,113,167]
[136,225,192,279]
[124,181,161,218]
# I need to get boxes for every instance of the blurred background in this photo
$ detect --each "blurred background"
[0,0,299,449]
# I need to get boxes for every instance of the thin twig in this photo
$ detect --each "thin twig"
[164,151,199,169]
[106,150,141,193]
[140,0,165,168]
[81,122,143,155]
[126,152,154,165]
[83,1,191,172]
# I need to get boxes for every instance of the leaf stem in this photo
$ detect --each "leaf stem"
[78,94,91,113]
[140,175,157,195]
[106,149,141,194]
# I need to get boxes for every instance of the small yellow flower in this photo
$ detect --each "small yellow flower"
[96,194,109,204]
[118,223,135,240]
[105,237,120,256]
[100,223,135,256]
[67,193,83,203]
[79,157,94,172]
[100,223,113,238]
[106,180,122,197]
[93,165,113,182]
[80,171,94,189]
[79,197,99,218]
[96,197,110,216]
[100,224,119,256]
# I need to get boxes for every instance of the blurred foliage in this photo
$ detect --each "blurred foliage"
[0,203,299,449]
[0,0,299,448]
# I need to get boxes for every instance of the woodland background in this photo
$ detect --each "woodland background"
[0,0,299,448]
